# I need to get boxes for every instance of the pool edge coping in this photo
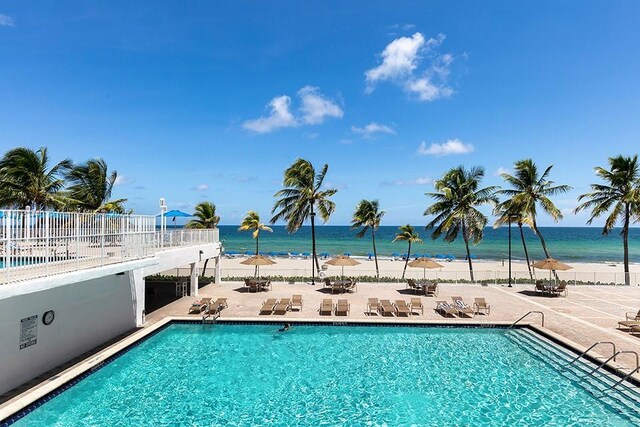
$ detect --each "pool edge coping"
[1,316,639,424]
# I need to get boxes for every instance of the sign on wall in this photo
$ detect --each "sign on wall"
[19,315,38,350]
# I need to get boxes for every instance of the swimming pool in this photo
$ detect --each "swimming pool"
[4,323,640,426]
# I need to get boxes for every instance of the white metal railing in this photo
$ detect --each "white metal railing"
[163,266,639,286]
[0,209,219,284]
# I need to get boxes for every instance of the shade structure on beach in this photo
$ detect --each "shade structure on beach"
[241,254,276,277]
[324,255,361,279]
[408,257,443,279]
[532,258,572,282]
[531,258,572,271]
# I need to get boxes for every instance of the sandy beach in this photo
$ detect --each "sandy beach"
[186,256,640,285]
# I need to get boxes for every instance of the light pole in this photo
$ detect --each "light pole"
[159,198,167,249]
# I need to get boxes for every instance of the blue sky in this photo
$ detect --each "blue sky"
[1,1,639,226]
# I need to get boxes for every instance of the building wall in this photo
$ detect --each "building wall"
[0,274,137,395]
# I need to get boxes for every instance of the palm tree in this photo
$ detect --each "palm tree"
[65,158,127,212]
[185,201,220,229]
[351,200,385,278]
[271,158,337,284]
[239,211,273,275]
[575,155,640,286]
[493,201,533,279]
[393,225,422,279]
[424,166,498,282]
[0,147,71,209]
[185,201,221,277]
[497,159,571,259]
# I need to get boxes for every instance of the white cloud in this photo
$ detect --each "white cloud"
[417,139,473,156]
[298,86,343,124]
[242,95,297,133]
[365,32,455,102]
[351,122,396,138]
[366,32,425,90]
[494,167,510,177]
[381,176,432,186]
[243,87,342,134]
[193,183,209,191]
[0,14,15,27]
[114,175,134,186]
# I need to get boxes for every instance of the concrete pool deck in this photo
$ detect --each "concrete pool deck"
[2,281,640,421]
[147,281,640,369]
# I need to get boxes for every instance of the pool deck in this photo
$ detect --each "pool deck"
[3,281,640,421]
[147,281,640,371]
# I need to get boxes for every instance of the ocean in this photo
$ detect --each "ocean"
[213,225,640,264]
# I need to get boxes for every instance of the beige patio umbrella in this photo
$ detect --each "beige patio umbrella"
[408,257,443,279]
[240,255,276,277]
[324,255,361,280]
[532,258,572,282]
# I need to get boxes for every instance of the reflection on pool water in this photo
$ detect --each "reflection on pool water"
[8,324,640,426]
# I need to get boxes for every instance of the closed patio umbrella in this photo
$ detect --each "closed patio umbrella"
[324,255,361,280]
[408,257,443,279]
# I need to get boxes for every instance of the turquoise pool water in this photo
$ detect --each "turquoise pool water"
[8,324,640,426]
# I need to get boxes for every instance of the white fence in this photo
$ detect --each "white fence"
[0,209,219,284]
[163,266,639,287]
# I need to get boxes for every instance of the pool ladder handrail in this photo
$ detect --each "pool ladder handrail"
[567,341,617,365]
[202,303,220,324]
[586,350,639,377]
[610,365,640,390]
[509,311,544,328]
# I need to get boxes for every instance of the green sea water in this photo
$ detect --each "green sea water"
[216,225,640,263]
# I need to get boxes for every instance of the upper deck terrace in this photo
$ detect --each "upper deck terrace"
[0,209,219,285]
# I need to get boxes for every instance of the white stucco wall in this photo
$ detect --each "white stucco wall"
[0,274,137,395]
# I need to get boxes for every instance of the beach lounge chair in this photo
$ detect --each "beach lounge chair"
[319,299,334,315]
[473,297,490,315]
[206,298,227,315]
[259,279,272,292]
[395,300,411,317]
[188,297,212,314]
[424,282,438,297]
[407,279,421,294]
[336,299,350,316]
[410,298,424,315]
[548,281,568,297]
[260,298,278,315]
[245,278,260,293]
[332,281,343,294]
[617,310,640,330]
[291,294,303,311]
[380,299,396,316]
[451,296,475,317]
[535,280,548,295]
[367,298,380,315]
[274,298,291,315]
[345,279,358,293]
[435,301,457,317]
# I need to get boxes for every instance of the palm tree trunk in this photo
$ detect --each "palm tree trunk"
[532,218,558,280]
[532,219,551,258]
[623,204,630,286]
[402,241,411,279]
[371,228,379,279]
[254,235,259,277]
[519,223,533,280]
[462,221,474,282]
[201,258,209,278]
[310,210,318,285]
